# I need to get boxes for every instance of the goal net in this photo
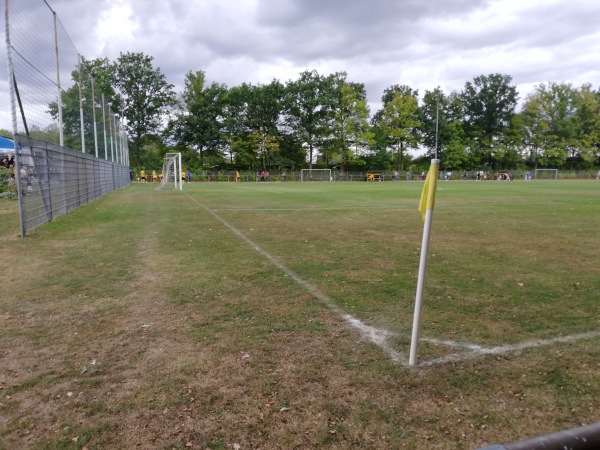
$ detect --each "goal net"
[300,169,332,182]
[534,169,558,180]
[156,153,183,191]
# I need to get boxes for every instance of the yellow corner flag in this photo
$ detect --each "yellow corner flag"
[418,159,439,220]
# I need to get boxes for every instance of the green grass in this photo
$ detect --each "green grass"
[184,180,600,345]
[0,179,599,449]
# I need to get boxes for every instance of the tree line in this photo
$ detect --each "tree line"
[43,52,600,173]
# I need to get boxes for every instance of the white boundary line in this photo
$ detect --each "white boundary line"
[185,193,406,365]
[211,205,413,212]
[184,193,600,368]
[420,331,600,366]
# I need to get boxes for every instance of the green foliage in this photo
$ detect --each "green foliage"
[166,70,227,167]
[0,167,11,193]
[37,51,600,173]
[377,85,420,171]
[284,70,334,169]
[113,52,177,165]
[324,73,372,170]
[461,73,519,166]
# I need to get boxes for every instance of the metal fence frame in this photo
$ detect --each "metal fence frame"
[476,421,600,450]
[13,134,129,237]
[5,0,131,237]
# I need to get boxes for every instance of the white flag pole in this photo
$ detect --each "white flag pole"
[409,208,434,366]
[409,158,439,367]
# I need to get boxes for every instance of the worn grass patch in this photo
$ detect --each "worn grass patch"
[0,181,599,449]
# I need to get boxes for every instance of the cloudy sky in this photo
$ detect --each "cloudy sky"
[2,0,599,132]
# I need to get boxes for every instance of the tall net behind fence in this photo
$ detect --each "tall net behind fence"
[5,0,130,236]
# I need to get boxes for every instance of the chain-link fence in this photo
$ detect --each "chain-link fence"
[4,0,130,236]
[12,134,130,235]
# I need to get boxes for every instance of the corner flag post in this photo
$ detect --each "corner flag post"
[409,159,440,367]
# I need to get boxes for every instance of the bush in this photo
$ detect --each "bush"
[0,168,11,193]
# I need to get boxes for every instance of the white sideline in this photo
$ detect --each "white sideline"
[185,193,600,368]
[420,331,600,366]
[185,193,405,365]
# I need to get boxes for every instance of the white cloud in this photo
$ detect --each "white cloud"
[2,0,599,134]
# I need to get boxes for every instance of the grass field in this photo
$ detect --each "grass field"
[1,179,599,449]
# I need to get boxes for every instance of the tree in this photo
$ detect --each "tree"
[376,85,420,171]
[520,93,553,168]
[324,72,372,170]
[572,84,600,167]
[245,81,285,168]
[461,74,518,167]
[111,52,176,166]
[520,82,580,168]
[167,70,227,167]
[284,70,332,169]
[44,57,126,156]
[419,89,472,169]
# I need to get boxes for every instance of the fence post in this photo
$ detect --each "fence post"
[475,422,600,450]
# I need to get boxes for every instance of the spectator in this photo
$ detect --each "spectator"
[8,172,16,191]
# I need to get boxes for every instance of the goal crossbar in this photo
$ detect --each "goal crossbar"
[534,169,558,180]
[300,169,332,182]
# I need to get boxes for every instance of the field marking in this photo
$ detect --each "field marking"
[211,205,413,212]
[185,193,406,365]
[420,331,600,366]
[184,192,600,368]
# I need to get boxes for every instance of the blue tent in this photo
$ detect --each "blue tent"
[0,136,14,150]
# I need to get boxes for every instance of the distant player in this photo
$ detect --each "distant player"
[152,170,158,183]
[140,169,147,183]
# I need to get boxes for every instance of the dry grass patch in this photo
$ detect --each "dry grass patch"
[1,183,599,449]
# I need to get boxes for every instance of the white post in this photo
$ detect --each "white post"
[409,209,434,366]
[6,0,26,237]
[113,114,119,164]
[434,98,439,160]
[174,154,179,190]
[77,54,85,153]
[102,94,107,160]
[91,76,98,158]
[108,105,114,162]
[53,11,64,147]
[178,152,183,190]
[409,158,440,367]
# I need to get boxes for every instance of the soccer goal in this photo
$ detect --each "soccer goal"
[534,169,558,180]
[156,152,183,191]
[300,169,332,182]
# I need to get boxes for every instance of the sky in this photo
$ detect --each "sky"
[2,0,600,134]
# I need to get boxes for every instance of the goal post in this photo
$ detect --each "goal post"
[300,169,332,182]
[156,152,183,191]
[534,169,558,180]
